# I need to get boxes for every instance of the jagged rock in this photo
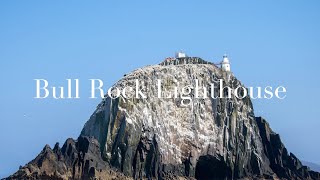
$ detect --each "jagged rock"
[256,117,320,180]
[5,57,320,180]
[6,136,131,180]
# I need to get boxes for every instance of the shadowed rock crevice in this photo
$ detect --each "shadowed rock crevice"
[195,155,232,180]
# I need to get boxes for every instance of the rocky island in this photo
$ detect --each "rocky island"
[5,56,320,180]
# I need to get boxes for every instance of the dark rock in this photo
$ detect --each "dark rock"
[256,116,320,180]
[5,136,131,180]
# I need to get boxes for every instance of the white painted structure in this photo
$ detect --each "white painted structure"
[175,51,186,58]
[221,54,231,72]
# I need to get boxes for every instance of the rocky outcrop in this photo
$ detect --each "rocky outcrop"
[6,136,131,180]
[5,57,320,180]
[80,57,273,179]
[256,117,320,180]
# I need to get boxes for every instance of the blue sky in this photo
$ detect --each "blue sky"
[0,0,320,178]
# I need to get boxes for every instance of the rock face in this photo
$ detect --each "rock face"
[6,57,320,180]
[7,136,131,180]
[256,117,320,179]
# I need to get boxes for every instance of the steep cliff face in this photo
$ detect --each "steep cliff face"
[81,57,272,179]
[256,117,320,179]
[6,57,320,180]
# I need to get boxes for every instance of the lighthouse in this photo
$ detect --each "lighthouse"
[221,54,231,72]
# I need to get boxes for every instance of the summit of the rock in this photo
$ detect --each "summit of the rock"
[159,57,217,67]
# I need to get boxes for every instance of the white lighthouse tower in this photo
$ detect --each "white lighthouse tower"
[221,54,231,72]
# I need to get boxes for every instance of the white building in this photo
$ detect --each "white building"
[221,54,231,72]
[175,51,186,58]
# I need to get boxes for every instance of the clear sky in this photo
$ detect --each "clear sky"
[0,0,319,178]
